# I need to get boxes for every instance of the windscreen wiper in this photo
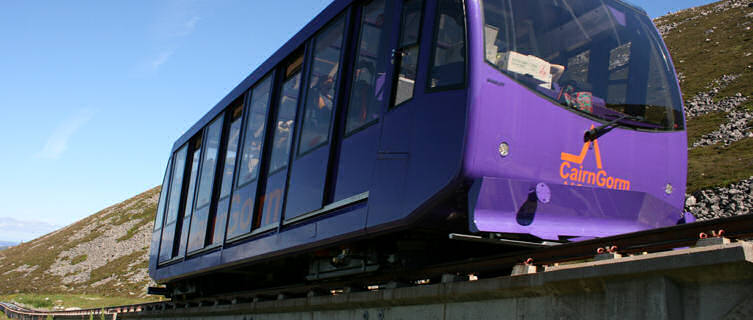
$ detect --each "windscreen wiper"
[583,114,644,142]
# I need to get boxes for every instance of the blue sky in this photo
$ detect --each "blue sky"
[0,0,715,242]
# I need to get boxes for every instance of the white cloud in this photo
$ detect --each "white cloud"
[0,217,60,242]
[138,13,199,73]
[36,109,94,160]
[174,16,200,37]
[150,50,174,69]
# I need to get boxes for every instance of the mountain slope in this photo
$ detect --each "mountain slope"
[0,242,17,250]
[655,0,753,219]
[0,0,750,299]
[0,187,159,297]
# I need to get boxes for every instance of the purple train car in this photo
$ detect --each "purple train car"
[149,0,686,296]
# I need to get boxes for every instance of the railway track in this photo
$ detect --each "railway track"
[3,214,753,320]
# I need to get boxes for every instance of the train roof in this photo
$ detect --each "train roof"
[171,0,350,152]
[615,0,648,16]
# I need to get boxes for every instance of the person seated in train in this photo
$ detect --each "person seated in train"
[271,119,293,170]
[245,116,266,175]
[349,60,378,129]
[305,66,338,147]
[246,140,261,176]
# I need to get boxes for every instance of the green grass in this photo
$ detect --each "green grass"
[659,2,753,100]
[117,206,156,243]
[686,111,728,145]
[655,1,753,194]
[0,187,161,297]
[0,294,157,311]
[688,137,753,193]
[71,255,88,265]
[87,251,149,295]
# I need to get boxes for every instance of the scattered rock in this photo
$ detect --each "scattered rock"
[655,0,753,36]
[684,74,751,148]
[686,177,753,220]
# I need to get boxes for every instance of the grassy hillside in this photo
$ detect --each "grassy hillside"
[656,0,753,193]
[0,1,749,308]
[0,187,160,299]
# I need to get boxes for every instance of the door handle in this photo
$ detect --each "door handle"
[390,48,406,65]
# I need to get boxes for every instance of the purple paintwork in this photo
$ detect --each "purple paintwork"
[535,183,551,204]
[463,0,686,240]
[150,0,687,285]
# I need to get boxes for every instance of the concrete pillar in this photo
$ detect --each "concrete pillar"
[605,276,681,320]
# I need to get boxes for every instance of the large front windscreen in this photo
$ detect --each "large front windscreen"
[483,0,683,130]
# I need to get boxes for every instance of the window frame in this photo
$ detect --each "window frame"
[296,14,349,158]
[153,157,173,232]
[267,52,305,176]
[217,100,247,202]
[164,144,189,228]
[425,0,468,93]
[194,114,226,211]
[389,0,427,110]
[236,73,276,189]
[343,0,389,138]
[479,0,684,132]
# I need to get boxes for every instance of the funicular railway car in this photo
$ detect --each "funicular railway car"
[149,0,687,296]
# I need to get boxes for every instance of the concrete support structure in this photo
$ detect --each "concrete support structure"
[126,242,753,320]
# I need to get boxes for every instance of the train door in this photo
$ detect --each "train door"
[283,14,350,219]
[332,0,393,203]
[361,0,426,228]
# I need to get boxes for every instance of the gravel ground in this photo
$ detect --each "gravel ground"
[684,74,751,148]
[685,177,753,220]
[656,0,753,36]
[682,74,752,219]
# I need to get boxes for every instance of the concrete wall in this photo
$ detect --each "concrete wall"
[126,242,753,320]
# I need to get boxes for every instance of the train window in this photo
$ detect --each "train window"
[237,75,274,187]
[164,145,188,227]
[177,136,202,256]
[345,0,386,135]
[287,54,304,78]
[153,158,172,231]
[298,16,346,156]
[400,0,422,47]
[482,0,684,130]
[186,116,223,252]
[219,105,244,199]
[195,116,224,209]
[392,0,424,107]
[210,104,243,245]
[268,69,302,173]
[607,43,630,105]
[428,0,466,89]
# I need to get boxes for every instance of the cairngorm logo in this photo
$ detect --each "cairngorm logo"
[559,127,632,191]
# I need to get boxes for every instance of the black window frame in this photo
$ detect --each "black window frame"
[479,0,684,132]
[389,0,427,110]
[164,144,189,228]
[344,0,389,138]
[153,157,173,232]
[267,50,305,176]
[194,114,226,211]
[296,14,349,158]
[425,0,468,93]
[218,101,247,201]
[236,73,276,189]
